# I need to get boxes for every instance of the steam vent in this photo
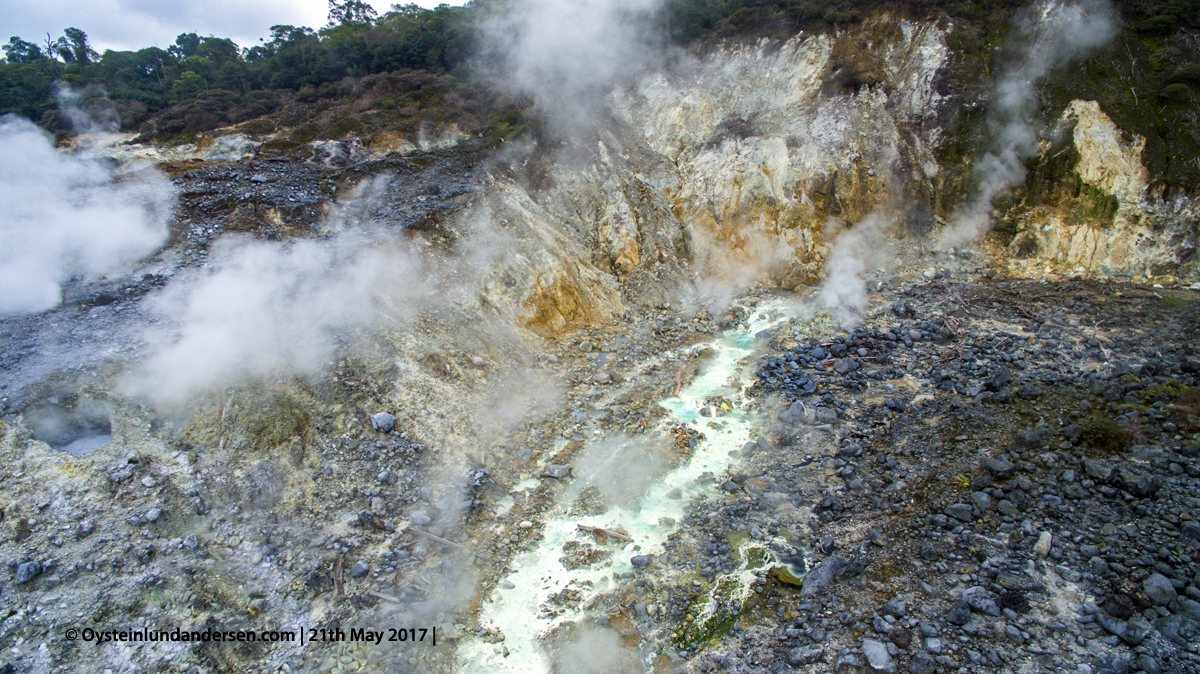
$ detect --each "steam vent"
[4,0,1200,672]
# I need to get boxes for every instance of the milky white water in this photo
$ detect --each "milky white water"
[457,297,796,673]
[59,433,112,456]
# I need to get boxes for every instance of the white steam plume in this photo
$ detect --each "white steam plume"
[0,115,173,316]
[550,626,641,674]
[481,0,666,132]
[677,227,794,316]
[676,223,796,314]
[819,213,892,328]
[938,0,1115,249]
[124,230,429,405]
[572,434,666,508]
[56,84,120,135]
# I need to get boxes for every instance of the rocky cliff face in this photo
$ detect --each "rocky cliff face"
[500,16,951,314]
[86,12,1198,338]
[1003,99,1199,282]
[437,13,1198,333]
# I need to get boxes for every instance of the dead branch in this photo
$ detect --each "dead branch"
[577,524,633,542]
[408,527,465,550]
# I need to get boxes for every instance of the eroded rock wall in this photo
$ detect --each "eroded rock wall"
[463,16,951,330]
[78,14,1200,350]
[1004,99,1200,283]
[490,13,1199,312]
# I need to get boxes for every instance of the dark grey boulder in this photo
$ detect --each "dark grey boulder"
[370,412,396,432]
[16,562,40,584]
[984,367,1011,392]
[801,555,846,597]
[945,503,974,522]
[1143,574,1177,606]
[861,639,895,673]
[788,646,824,666]
[946,601,971,625]
[542,464,571,479]
[980,457,1015,481]
[1154,615,1200,647]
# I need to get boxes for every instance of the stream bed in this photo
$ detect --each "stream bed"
[458,297,798,673]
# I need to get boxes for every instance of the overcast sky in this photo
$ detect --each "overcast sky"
[0,0,466,54]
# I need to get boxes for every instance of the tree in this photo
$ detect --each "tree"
[47,35,72,62]
[197,37,240,66]
[172,70,205,99]
[62,28,98,65]
[169,33,201,60]
[254,25,314,58]
[328,0,378,27]
[181,55,212,81]
[3,37,45,64]
[44,28,98,64]
[133,47,171,87]
[0,62,55,120]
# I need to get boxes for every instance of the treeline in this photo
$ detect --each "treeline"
[0,1,473,134]
[663,0,1200,42]
[3,0,1199,139]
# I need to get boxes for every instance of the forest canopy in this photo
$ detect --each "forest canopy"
[3,0,1199,140]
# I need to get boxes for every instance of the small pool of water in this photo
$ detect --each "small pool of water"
[59,433,112,456]
[26,398,112,456]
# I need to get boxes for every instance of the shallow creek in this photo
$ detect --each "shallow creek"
[458,297,798,673]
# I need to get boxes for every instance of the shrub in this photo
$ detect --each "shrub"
[1081,415,1131,452]
[1161,82,1192,102]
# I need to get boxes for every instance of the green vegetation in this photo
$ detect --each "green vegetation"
[680,0,1200,197]
[664,0,1200,45]
[931,1,1200,203]
[1138,379,1200,430]
[671,576,745,649]
[239,388,313,450]
[1173,387,1200,430]
[1081,414,1132,452]
[4,0,1200,178]
[1,2,475,138]
[771,562,805,586]
[1143,378,1188,399]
